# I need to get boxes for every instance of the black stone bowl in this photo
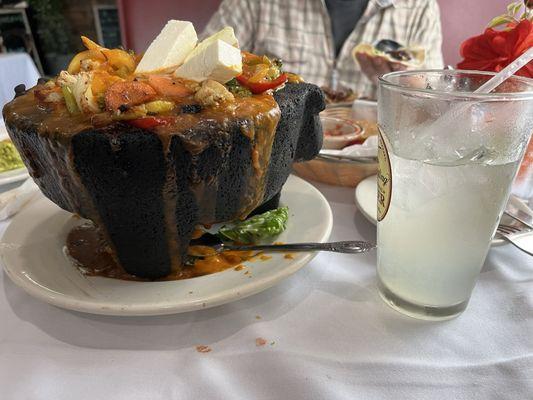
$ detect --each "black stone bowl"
[3,83,325,278]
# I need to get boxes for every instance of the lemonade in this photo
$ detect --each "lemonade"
[377,153,519,308]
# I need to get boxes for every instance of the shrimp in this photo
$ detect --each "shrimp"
[104,81,156,111]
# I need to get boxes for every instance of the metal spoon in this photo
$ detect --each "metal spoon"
[316,153,378,164]
[188,233,376,257]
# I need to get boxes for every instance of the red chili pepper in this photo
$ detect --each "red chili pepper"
[236,73,288,94]
[127,116,175,129]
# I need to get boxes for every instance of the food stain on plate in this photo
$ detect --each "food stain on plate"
[65,222,259,281]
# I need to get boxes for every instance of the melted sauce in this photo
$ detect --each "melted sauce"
[191,227,205,239]
[66,223,256,281]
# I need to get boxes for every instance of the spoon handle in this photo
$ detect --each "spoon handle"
[224,240,376,254]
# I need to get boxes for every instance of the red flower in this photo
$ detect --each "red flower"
[457,19,533,78]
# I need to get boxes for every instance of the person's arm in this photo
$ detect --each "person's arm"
[408,0,444,69]
[202,0,258,51]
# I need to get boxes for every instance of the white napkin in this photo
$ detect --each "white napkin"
[320,135,378,158]
[0,119,8,140]
[0,178,39,221]
[509,195,533,217]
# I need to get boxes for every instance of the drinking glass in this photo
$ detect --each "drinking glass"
[377,70,533,320]
[512,139,533,202]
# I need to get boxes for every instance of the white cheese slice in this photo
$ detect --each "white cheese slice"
[174,39,242,83]
[184,26,239,63]
[135,20,197,74]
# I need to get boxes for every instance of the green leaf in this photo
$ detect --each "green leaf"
[507,1,523,16]
[487,14,514,28]
[218,206,289,244]
[524,1,533,21]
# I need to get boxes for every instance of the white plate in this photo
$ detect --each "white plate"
[1,175,332,316]
[354,174,510,245]
[0,129,29,186]
[354,175,377,225]
[0,167,29,186]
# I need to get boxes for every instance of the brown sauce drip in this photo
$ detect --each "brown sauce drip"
[234,98,280,219]
[65,223,256,281]
[162,149,181,272]
[191,227,205,239]
[3,90,93,137]
[5,91,121,270]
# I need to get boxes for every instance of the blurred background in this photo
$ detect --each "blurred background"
[0,0,510,77]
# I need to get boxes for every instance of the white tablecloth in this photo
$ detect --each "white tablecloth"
[0,181,531,399]
[0,52,40,113]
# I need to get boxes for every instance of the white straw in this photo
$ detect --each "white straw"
[474,47,533,94]
[409,47,533,161]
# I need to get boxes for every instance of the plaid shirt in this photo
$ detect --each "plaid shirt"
[203,0,444,99]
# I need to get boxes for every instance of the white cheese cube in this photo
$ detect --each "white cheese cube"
[174,39,242,83]
[184,26,239,63]
[135,20,197,74]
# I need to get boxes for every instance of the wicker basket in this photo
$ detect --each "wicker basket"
[293,158,377,187]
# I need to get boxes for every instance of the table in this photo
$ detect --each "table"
[0,52,40,113]
[0,181,531,399]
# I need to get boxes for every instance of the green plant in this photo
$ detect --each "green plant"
[29,0,71,54]
[488,1,533,29]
